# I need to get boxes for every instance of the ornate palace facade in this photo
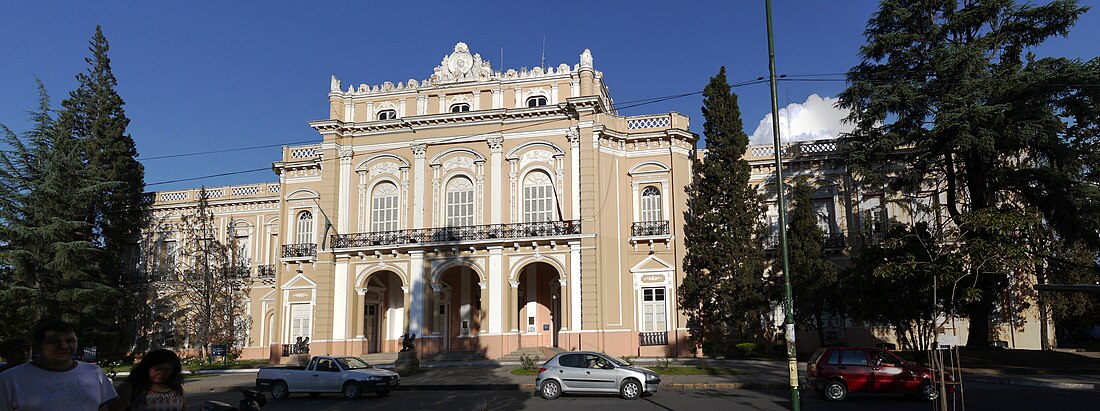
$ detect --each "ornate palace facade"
[135,43,1047,361]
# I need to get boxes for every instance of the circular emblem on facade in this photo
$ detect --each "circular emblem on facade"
[449,52,473,75]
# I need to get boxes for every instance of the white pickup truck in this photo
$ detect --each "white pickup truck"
[256,355,400,399]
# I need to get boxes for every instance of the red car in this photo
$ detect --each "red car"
[807,347,952,401]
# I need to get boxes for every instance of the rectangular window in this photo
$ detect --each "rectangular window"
[641,287,667,332]
[290,304,311,342]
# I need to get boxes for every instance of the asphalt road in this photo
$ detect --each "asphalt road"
[185,383,1100,410]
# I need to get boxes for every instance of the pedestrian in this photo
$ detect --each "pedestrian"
[0,319,118,410]
[0,338,31,373]
[109,348,185,411]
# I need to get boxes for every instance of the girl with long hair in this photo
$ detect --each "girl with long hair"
[111,349,185,411]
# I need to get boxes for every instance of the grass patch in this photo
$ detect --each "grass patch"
[653,366,740,376]
[957,347,1100,371]
[511,368,540,375]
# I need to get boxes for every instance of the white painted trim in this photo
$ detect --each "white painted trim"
[569,241,582,331]
[333,261,349,339]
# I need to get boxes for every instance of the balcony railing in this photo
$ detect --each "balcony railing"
[331,220,581,248]
[256,265,276,279]
[229,265,251,279]
[631,220,670,237]
[763,232,847,250]
[640,331,669,346]
[282,243,317,258]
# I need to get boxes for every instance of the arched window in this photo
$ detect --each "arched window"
[445,177,475,227]
[523,171,555,223]
[450,103,471,113]
[296,211,313,244]
[371,182,399,232]
[526,96,548,108]
[641,186,662,222]
[377,109,396,120]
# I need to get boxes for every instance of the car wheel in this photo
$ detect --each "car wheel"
[824,380,847,401]
[919,381,939,401]
[342,381,362,399]
[540,380,561,400]
[376,390,391,397]
[620,379,642,400]
[271,381,290,400]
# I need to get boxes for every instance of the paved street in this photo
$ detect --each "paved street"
[185,383,1100,410]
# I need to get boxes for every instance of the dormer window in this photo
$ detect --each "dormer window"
[377,109,397,120]
[526,96,548,107]
[450,103,471,113]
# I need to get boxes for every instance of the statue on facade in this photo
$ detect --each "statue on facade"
[399,332,417,352]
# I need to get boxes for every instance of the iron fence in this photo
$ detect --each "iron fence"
[282,243,316,258]
[631,220,670,237]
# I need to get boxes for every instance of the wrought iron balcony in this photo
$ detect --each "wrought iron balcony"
[631,220,670,237]
[640,331,669,346]
[229,265,252,279]
[282,243,317,258]
[763,232,847,250]
[331,220,581,248]
[256,264,276,279]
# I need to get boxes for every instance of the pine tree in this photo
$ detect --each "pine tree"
[837,0,1100,346]
[56,25,146,352]
[778,177,839,346]
[0,82,122,342]
[680,67,769,355]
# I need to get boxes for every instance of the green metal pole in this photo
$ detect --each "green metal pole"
[764,1,800,410]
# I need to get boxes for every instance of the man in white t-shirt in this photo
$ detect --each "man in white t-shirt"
[0,320,118,411]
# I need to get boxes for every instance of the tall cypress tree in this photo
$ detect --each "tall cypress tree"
[680,67,768,354]
[778,177,839,346]
[56,25,146,352]
[838,0,1100,346]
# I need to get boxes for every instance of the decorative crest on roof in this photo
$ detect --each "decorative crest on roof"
[431,42,493,84]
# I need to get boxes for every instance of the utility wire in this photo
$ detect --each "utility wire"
[144,76,772,187]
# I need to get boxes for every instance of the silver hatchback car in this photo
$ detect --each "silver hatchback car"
[535,352,661,400]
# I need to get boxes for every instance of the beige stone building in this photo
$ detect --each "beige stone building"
[135,43,1048,362]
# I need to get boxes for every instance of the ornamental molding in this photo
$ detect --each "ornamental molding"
[519,149,554,169]
[328,43,593,97]
[369,161,401,178]
[486,136,504,152]
[442,156,475,172]
[411,144,427,158]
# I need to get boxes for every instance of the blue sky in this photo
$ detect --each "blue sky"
[3,1,1098,191]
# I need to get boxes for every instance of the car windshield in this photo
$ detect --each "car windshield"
[336,357,373,370]
[603,354,631,367]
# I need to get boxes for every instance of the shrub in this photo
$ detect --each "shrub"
[183,357,205,375]
[655,358,672,370]
[621,355,637,366]
[735,342,763,357]
[702,340,723,358]
[519,353,541,371]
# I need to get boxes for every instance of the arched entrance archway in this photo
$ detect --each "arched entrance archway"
[515,262,562,348]
[435,265,483,351]
[356,270,404,353]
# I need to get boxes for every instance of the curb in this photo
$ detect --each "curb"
[964,375,1096,391]
[184,382,793,394]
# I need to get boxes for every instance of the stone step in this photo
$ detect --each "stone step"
[358,352,399,365]
[498,346,565,363]
[425,350,489,362]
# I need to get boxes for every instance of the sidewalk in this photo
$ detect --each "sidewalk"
[179,358,1100,394]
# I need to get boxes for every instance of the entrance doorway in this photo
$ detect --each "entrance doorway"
[516,262,562,348]
[365,303,379,353]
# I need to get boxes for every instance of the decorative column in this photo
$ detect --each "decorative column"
[488,137,504,225]
[417,95,428,115]
[333,261,349,340]
[354,288,366,339]
[338,148,353,234]
[567,128,581,220]
[431,283,444,336]
[569,240,581,331]
[472,90,481,110]
[557,278,569,331]
[550,83,559,104]
[508,280,520,332]
[408,250,426,337]
[412,144,427,229]
[491,88,502,109]
[488,246,503,333]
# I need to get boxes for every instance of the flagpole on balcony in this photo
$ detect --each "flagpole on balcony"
[765,1,800,410]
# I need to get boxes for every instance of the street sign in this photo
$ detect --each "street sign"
[210,344,228,357]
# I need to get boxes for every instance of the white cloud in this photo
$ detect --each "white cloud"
[749,94,853,146]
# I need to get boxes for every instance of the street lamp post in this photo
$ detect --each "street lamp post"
[765,1,800,410]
